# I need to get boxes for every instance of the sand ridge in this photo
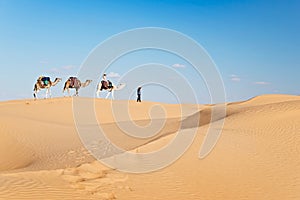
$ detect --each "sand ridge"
[0,95,299,199]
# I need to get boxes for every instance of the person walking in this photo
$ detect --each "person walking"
[137,86,142,102]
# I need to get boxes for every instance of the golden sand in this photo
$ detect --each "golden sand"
[0,95,299,199]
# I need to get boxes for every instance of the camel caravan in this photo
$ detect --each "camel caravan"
[33,73,125,100]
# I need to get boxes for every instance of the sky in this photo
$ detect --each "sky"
[0,0,299,103]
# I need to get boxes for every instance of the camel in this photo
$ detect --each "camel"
[96,81,126,99]
[33,77,62,99]
[63,77,92,96]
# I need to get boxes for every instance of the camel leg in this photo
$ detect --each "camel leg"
[68,88,70,97]
[33,90,38,99]
[45,89,49,99]
[63,88,70,97]
[105,91,110,99]
[111,90,114,100]
[33,84,39,99]
[96,88,100,98]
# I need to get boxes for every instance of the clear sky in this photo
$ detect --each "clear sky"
[0,0,299,103]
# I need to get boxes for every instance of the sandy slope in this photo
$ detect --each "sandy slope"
[0,95,299,199]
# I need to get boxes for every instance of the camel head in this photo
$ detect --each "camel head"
[83,80,92,87]
[114,83,126,91]
[52,78,62,86]
[54,78,62,82]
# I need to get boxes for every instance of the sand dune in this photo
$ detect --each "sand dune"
[0,95,299,199]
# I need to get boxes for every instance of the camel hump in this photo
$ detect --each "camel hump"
[101,80,109,90]
[38,76,51,86]
[69,77,77,80]
[69,77,79,88]
[41,77,50,82]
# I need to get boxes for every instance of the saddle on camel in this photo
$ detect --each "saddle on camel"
[68,77,80,88]
[101,80,113,91]
[38,76,51,86]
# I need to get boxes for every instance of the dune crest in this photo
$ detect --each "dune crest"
[0,95,299,199]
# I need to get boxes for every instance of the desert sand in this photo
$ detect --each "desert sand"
[0,94,299,200]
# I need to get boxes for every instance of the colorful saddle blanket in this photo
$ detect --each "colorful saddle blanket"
[69,77,79,88]
[101,80,113,90]
[38,76,50,85]
[101,80,108,89]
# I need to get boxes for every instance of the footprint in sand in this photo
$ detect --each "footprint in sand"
[61,161,128,199]
[62,161,109,184]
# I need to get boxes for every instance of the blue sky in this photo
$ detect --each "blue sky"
[0,0,299,103]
